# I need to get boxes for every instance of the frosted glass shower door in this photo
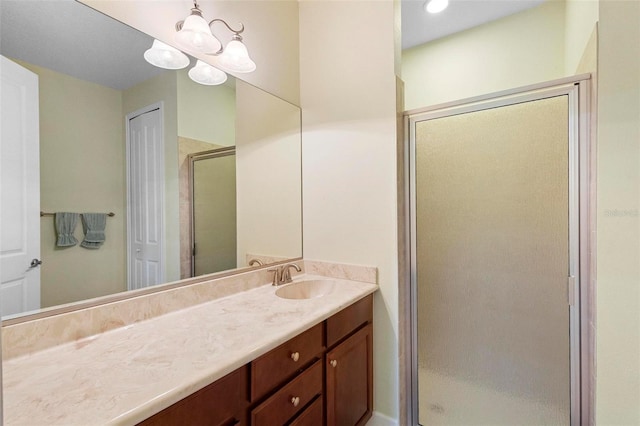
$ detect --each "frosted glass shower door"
[191,149,237,276]
[414,96,571,425]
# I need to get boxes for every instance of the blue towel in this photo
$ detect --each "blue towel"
[55,212,79,247]
[81,213,107,249]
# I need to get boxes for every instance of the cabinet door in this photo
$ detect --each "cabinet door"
[325,324,373,426]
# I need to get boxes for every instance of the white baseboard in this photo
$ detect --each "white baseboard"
[366,411,399,426]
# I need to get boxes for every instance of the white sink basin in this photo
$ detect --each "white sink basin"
[275,280,336,300]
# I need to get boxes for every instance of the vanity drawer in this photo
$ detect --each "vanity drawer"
[251,360,322,426]
[326,294,373,348]
[289,395,323,426]
[138,365,249,426]
[251,322,324,401]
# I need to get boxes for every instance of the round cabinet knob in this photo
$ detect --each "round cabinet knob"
[330,359,338,368]
[291,396,300,407]
[290,351,300,362]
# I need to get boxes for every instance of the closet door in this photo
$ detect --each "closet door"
[128,106,164,290]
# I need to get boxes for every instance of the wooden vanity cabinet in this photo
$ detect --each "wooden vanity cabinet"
[326,295,373,348]
[137,365,249,426]
[251,360,323,425]
[289,396,324,426]
[250,323,325,425]
[251,323,324,402]
[325,324,373,426]
[137,294,373,426]
[325,295,374,426]
[250,294,373,426]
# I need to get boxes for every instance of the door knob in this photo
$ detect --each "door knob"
[30,258,42,268]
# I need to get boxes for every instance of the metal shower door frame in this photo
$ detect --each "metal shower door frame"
[188,145,236,278]
[404,75,592,426]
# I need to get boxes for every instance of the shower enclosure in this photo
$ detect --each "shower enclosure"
[189,147,237,277]
[406,78,591,425]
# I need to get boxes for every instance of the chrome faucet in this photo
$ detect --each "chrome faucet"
[268,263,302,286]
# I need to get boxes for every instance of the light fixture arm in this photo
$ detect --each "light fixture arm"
[174,17,245,38]
[208,18,245,37]
[174,8,246,56]
[168,0,255,73]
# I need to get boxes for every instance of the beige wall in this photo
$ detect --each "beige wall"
[299,1,399,419]
[16,60,127,308]
[402,0,567,109]
[565,0,599,75]
[596,0,640,423]
[235,80,302,266]
[176,70,235,146]
[81,0,300,106]
[122,71,181,284]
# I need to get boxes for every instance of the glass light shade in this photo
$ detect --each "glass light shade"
[188,60,228,85]
[425,0,449,13]
[217,39,256,73]
[175,14,222,54]
[143,40,190,70]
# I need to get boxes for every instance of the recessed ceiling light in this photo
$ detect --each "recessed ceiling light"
[425,0,449,14]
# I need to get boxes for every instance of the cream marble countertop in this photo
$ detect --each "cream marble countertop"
[2,275,377,426]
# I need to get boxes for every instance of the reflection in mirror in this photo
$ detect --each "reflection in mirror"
[0,0,301,320]
[190,147,237,277]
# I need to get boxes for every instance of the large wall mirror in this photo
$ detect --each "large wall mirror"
[0,0,302,321]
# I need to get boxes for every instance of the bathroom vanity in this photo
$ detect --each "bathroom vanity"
[139,295,373,426]
[1,261,377,426]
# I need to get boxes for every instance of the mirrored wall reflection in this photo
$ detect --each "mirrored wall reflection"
[189,148,237,277]
[0,0,301,319]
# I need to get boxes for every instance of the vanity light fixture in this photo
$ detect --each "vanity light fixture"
[425,0,449,14]
[174,0,256,74]
[144,40,229,86]
[188,59,228,85]
[144,1,255,86]
[175,5,221,54]
[143,40,190,70]
[144,40,189,70]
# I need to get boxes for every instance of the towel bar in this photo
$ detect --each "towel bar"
[40,211,115,217]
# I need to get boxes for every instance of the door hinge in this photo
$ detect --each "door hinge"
[567,275,577,306]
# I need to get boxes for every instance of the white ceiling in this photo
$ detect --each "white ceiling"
[401,0,546,50]
[0,0,168,90]
[2,0,548,89]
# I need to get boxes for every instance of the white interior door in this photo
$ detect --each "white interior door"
[0,55,41,317]
[127,106,164,290]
